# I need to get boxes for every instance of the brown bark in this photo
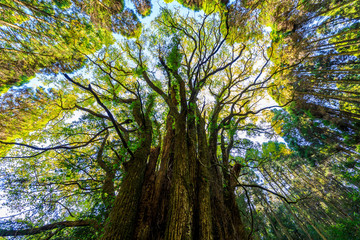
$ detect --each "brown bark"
[134,146,160,239]
[194,107,213,239]
[207,122,246,239]
[100,103,246,239]
[100,143,150,240]
[165,114,193,239]
[151,114,176,238]
[101,103,153,240]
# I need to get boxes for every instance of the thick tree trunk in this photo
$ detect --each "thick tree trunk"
[165,114,193,239]
[101,138,152,239]
[101,103,153,240]
[101,109,247,239]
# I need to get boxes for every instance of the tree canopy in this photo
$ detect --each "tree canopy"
[0,0,359,239]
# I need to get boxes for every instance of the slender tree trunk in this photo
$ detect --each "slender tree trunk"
[263,207,283,240]
[262,167,313,240]
[282,165,329,240]
[254,191,294,240]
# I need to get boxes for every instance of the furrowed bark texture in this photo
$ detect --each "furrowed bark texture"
[101,147,149,239]
[101,103,153,240]
[102,108,246,239]
[165,114,193,239]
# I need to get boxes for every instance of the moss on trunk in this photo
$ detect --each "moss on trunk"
[101,110,247,240]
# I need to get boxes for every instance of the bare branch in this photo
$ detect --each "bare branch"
[64,74,134,158]
[237,183,308,204]
[0,220,98,237]
[0,127,109,152]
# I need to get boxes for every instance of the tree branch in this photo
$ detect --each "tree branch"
[64,74,134,158]
[0,220,98,237]
[237,183,307,204]
[0,128,109,151]
[75,104,110,120]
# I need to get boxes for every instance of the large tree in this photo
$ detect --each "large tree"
[0,0,359,239]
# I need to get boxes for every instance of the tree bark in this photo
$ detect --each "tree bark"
[100,97,247,239]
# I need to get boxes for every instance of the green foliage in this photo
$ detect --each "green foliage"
[327,215,360,240]
[54,0,72,9]
[0,0,151,92]
[0,1,359,239]
[165,36,183,71]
